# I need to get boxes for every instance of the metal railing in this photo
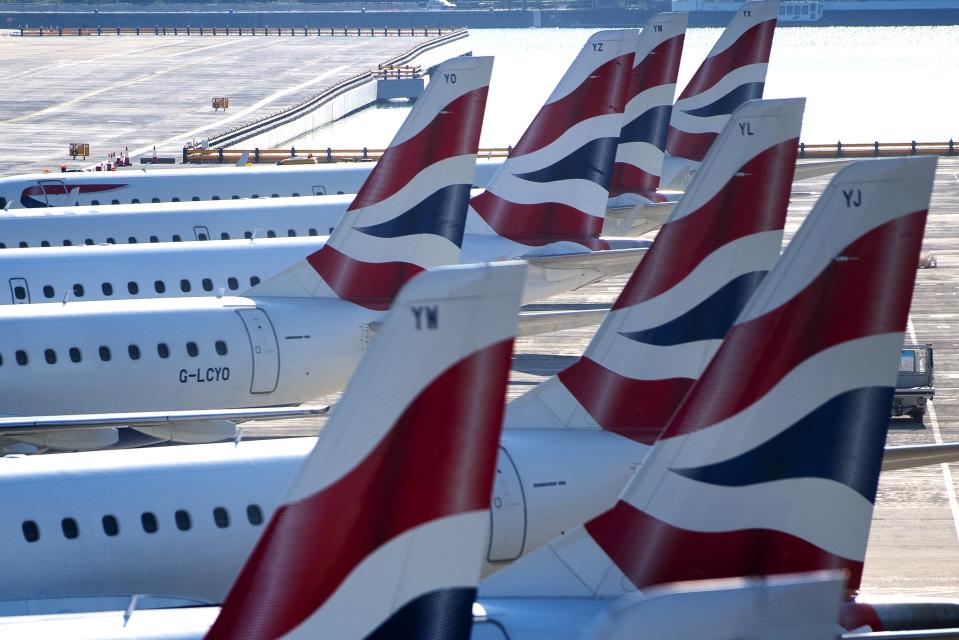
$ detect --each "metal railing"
[19,26,458,37]
[799,140,957,158]
[185,146,511,164]
[373,65,423,80]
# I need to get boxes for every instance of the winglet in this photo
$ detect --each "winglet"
[207,260,526,639]
[249,56,494,308]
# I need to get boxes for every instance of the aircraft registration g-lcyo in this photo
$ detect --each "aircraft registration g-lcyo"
[0,259,528,640]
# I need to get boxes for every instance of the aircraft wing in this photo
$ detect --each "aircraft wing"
[882,442,959,471]
[523,247,648,278]
[603,201,674,237]
[517,308,609,337]
[0,405,329,434]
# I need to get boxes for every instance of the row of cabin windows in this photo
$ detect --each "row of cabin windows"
[26,276,262,302]
[0,340,228,366]
[0,227,326,250]
[20,504,264,542]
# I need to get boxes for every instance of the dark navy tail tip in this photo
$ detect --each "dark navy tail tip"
[365,587,478,640]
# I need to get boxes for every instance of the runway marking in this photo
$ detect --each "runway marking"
[908,317,959,543]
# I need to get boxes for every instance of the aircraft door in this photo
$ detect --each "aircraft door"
[311,185,326,196]
[488,447,527,563]
[37,179,69,207]
[236,308,280,394]
[193,225,211,241]
[8,278,30,304]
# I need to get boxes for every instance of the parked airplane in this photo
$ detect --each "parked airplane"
[661,0,778,190]
[0,259,526,639]
[0,98,815,608]
[478,157,959,639]
[0,55,495,451]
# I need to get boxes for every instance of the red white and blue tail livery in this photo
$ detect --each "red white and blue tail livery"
[466,30,636,250]
[608,12,688,207]
[662,0,778,189]
[252,56,493,309]
[504,98,803,451]
[584,156,935,596]
[207,261,526,639]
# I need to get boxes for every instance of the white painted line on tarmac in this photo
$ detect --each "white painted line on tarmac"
[908,317,959,542]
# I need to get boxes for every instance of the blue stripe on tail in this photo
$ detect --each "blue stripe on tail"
[683,82,766,118]
[356,183,471,247]
[515,137,619,190]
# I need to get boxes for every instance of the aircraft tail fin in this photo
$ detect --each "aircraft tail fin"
[504,98,803,438]
[665,0,779,166]
[208,261,526,639]
[586,156,935,596]
[609,12,688,201]
[249,56,493,308]
[467,29,636,249]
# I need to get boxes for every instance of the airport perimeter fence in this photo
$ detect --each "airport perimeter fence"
[184,140,959,164]
[18,25,456,36]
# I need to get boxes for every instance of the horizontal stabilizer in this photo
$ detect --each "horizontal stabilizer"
[0,405,329,434]
[603,201,674,236]
[523,247,648,276]
[517,308,609,337]
[794,159,853,182]
[882,442,959,472]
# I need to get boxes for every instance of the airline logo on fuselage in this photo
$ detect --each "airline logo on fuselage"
[20,183,128,208]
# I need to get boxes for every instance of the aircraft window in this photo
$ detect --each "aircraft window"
[91,200,99,206]
[220,233,230,240]
[106,238,115,244]
[0,353,3,366]
[73,283,84,297]
[180,279,191,293]
[186,342,199,357]
[0,243,5,249]
[44,349,56,365]
[22,520,39,543]
[132,199,140,204]
[61,518,79,539]
[191,197,200,202]
[202,278,213,292]
[13,286,26,301]
[249,276,260,287]
[287,229,296,237]
[337,191,344,195]
[15,350,28,366]
[215,340,228,356]
[18,241,27,248]
[174,510,192,531]
[212,196,220,201]
[102,515,119,536]
[197,232,208,241]
[213,507,230,529]
[246,504,263,526]
[151,198,160,204]
[232,195,240,200]
[251,194,259,199]
[41,241,50,247]
[154,280,166,294]
[150,236,159,243]
[172,235,182,243]
[292,193,300,197]
[84,239,94,246]
[128,237,137,244]
[271,193,279,198]
[128,345,140,360]
[141,512,158,534]
[111,200,119,205]
[101,282,114,296]
[43,285,54,299]
[223,278,237,291]
[157,343,170,359]
[99,346,111,362]
[63,240,72,246]
[267,230,276,238]
[172,197,181,203]
[244,232,253,240]
[0,197,5,208]
[69,347,81,363]
[308,228,318,236]
[128,281,139,295]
